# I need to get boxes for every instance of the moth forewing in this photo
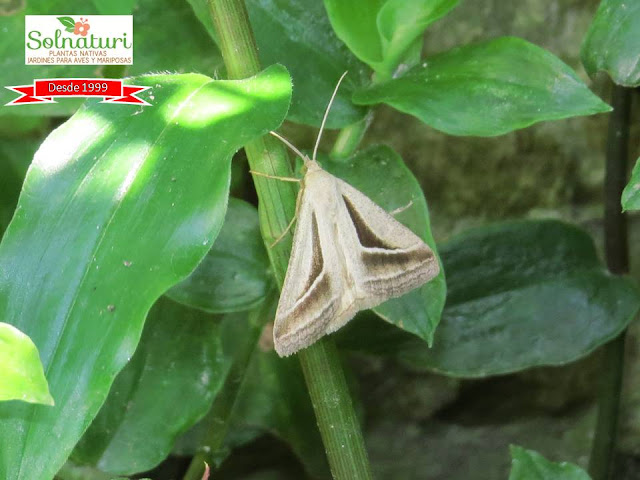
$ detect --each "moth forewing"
[273,168,343,357]
[336,178,440,299]
[273,161,440,357]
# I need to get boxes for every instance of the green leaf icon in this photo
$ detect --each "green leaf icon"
[57,16,75,29]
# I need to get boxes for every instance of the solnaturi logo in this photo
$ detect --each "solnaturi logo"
[25,15,133,65]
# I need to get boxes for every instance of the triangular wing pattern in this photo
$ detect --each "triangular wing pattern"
[273,165,440,357]
[335,178,440,304]
[273,182,341,356]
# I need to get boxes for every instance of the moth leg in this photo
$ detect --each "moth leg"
[270,185,304,248]
[249,170,301,182]
[389,200,413,216]
[270,214,297,248]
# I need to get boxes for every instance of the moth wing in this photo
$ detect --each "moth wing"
[273,180,343,357]
[334,178,440,309]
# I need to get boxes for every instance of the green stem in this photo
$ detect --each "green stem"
[183,296,276,480]
[331,110,374,159]
[299,338,373,479]
[202,1,373,479]
[588,84,632,480]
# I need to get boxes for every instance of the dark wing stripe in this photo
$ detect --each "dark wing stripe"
[362,248,434,273]
[283,213,337,338]
[295,213,324,303]
[288,273,336,336]
[342,194,394,249]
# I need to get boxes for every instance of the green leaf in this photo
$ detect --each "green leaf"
[247,0,370,127]
[0,66,292,480]
[56,462,114,480]
[72,297,237,475]
[180,348,330,478]
[581,0,640,87]
[377,0,459,73]
[323,145,446,344]
[231,350,330,478]
[0,323,53,405]
[399,220,640,376]
[166,198,273,313]
[184,0,219,45]
[0,131,39,235]
[339,220,640,376]
[1,0,223,117]
[57,16,75,29]
[622,157,640,211]
[353,37,612,136]
[91,0,136,15]
[509,445,591,480]
[130,0,224,78]
[323,0,385,68]
[324,0,458,76]
[187,0,370,127]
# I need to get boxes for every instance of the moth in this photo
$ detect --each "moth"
[267,73,440,357]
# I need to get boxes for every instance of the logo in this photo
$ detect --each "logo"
[57,16,91,36]
[25,15,133,65]
[5,79,151,106]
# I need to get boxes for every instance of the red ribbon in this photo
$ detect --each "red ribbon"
[5,78,151,106]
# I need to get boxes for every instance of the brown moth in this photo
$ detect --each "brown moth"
[270,73,440,357]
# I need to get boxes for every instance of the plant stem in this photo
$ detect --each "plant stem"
[210,0,297,282]
[200,1,374,479]
[603,87,631,276]
[298,338,373,479]
[588,84,632,480]
[183,296,276,480]
[331,111,374,159]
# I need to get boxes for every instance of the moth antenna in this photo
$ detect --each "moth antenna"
[270,131,310,165]
[312,71,348,162]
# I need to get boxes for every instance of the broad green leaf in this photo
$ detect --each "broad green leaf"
[323,0,385,67]
[622,157,640,211]
[0,115,50,137]
[184,0,220,45]
[324,0,458,76]
[339,220,640,377]
[187,0,369,127]
[509,445,591,480]
[0,322,53,405]
[0,132,39,235]
[0,0,223,116]
[0,66,292,480]
[353,37,612,136]
[56,461,114,480]
[323,145,446,344]
[179,348,330,479]
[167,198,273,313]
[247,0,369,127]
[377,0,459,73]
[72,297,239,475]
[130,0,223,78]
[231,350,330,478]
[91,0,137,15]
[581,0,640,87]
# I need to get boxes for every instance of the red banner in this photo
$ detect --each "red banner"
[5,78,151,106]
